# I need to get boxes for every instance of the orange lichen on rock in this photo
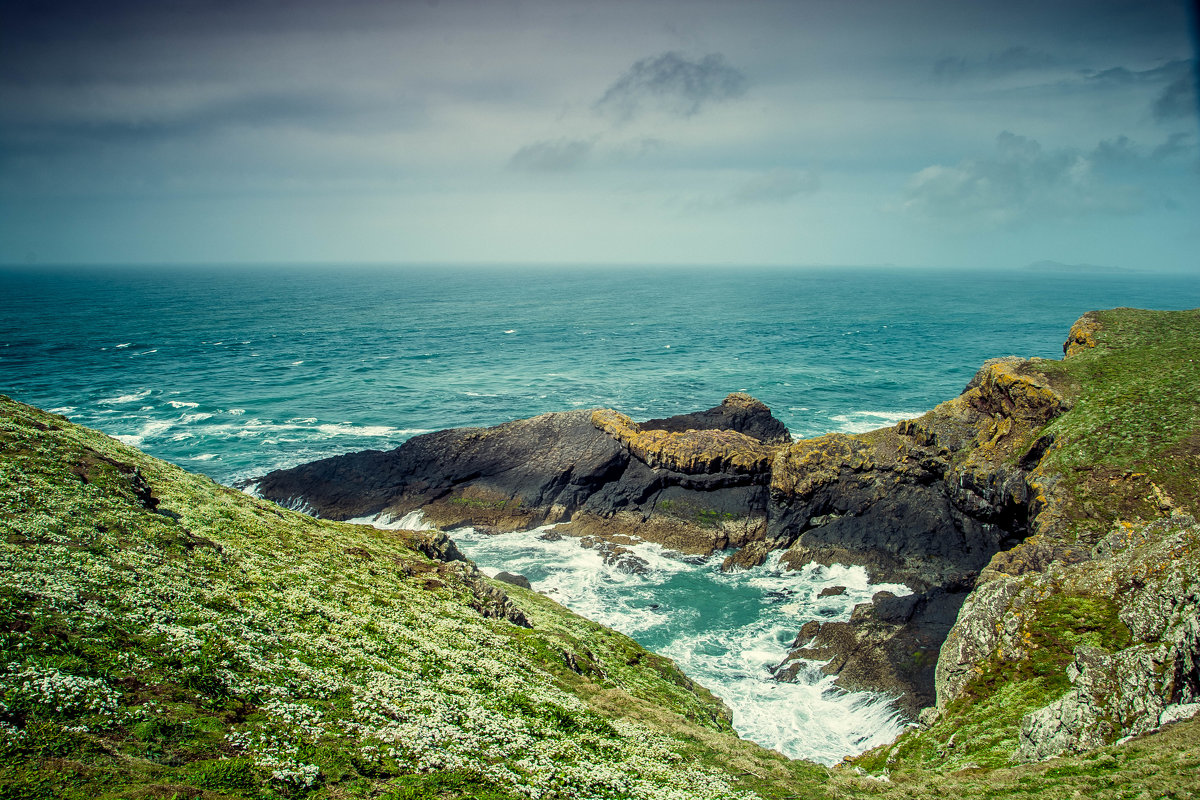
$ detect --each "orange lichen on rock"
[967,358,1066,423]
[769,433,874,498]
[590,408,778,474]
[1063,314,1102,357]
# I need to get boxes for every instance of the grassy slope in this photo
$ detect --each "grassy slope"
[0,395,823,800]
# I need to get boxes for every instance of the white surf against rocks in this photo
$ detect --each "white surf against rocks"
[351,511,911,764]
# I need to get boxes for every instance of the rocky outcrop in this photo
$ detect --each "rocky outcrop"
[776,586,968,718]
[764,357,1065,590]
[961,515,1200,762]
[639,392,792,444]
[253,394,788,555]
[754,358,1071,713]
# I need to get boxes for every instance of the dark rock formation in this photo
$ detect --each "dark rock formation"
[760,358,1066,712]
[253,394,790,555]
[641,392,792,445]
[494,571,533,590]
[776,586,969,718]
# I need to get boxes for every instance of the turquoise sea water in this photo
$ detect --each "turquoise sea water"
[3,263,1198,761]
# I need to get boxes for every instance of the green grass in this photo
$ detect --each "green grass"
[1030,309,1200,535]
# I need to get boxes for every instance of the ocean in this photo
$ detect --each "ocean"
[3,263,1197,762]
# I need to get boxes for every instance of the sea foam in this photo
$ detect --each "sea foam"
[450,529,909,763]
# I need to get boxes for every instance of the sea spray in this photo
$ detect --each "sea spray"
[438,523,911,764]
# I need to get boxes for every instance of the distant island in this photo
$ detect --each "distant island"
[1024,259,1133,274]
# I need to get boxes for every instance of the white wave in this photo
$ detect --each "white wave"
[168,400,199,409]
[829,410,922,434]
[47,406,76,415]
[132,349,158,356]
[180,412,212,424]
[503,329,516,334]
[286,417,319,424]
[227,409,246,415]
[239,482,261,498]
[290,360,304,366]
[452,530,911,763]
[115,342,132,348]
[112,418,173,447]
[314,422,420,438]
[191,453,217,462]
[345,509,434,531]
[98,388,151,405]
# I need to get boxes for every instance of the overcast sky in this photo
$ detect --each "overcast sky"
[2,0,1197,270]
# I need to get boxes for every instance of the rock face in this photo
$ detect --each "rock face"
[776,586,969,719]
[253,394,787,555]
[961,515,1200,762]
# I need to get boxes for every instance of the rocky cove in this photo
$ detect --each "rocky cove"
[3,307,1199,799]
[251,372,1047,723]
[250,308,1200,762]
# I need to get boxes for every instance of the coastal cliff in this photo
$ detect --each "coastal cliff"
[252,363,1065,717]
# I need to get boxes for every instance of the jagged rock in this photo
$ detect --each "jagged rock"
[254,398,788,555]
[1017,643,1179,761]
[495,571,533,590]
[445,561,531,628]
[1063,313,1102,357]
[578,537,652,575]
[937,515,1200,761]
[399,529,467,564]
[819,585,848,598]
[639,392,792,445]
[776,587,968,718]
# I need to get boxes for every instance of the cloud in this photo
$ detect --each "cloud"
[899,131,1147,226]
[1152,66,1197,122]
[732,169,820,204]
[594,52,747,121]
[508,139,592,172]
[933,46,1058,82]
[1151,132,1194,160]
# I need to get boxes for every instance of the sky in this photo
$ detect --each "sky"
[1,0,1198,270]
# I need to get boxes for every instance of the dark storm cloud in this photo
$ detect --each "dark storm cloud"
[1152,66,1198,121]
[594,52,747,121]
[1082,60,1190,88]
[3,91,380,147]
[932,46,1059,82]
[508,139,593,172]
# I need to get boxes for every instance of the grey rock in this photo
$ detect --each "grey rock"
[494,571,533,590]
